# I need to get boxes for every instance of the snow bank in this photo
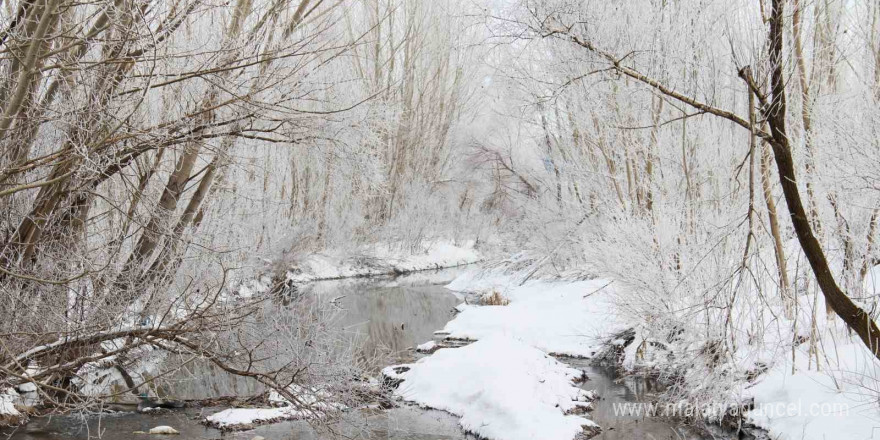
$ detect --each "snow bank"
[204,384,340,430]
[205,407,295,430]
[415,340,438,353]
[0,389,24,426]
[442,273,624,357]
[390,336,598,440]
[205,403,336,430]
[285,240,480,283]
[744,340,880,440]
[446,268,880,440]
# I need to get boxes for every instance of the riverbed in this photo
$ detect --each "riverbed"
[2,269,754,440]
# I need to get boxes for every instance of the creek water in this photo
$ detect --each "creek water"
[575,363,754,440]
[2,269,751,440]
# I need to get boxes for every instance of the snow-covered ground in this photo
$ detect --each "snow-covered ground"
[386,335,598,440]
[444,275,625,357]
[433,267,880,440]
[380,270,623,440]
[744,339,880,440]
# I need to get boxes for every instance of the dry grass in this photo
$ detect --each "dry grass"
[479,290,510,306]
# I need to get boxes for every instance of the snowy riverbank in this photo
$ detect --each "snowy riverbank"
[284,241,482,283]
[384,336,599,440]
[384,272,622,439]
[233,240,482,298]
[393,267,880,440]
[0,241,480,430]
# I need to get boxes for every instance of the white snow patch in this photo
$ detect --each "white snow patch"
[205,403,337,430]
[416,341,437,353]
[0,389,22,420]
[206,384,340,430]
[441,276,624,357]
[393,336,597,440]
[148,426,180,434]
[205,407,294,429]
[237,275,271,298]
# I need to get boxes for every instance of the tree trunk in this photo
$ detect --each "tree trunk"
[761,140,792,316]
[763,0,880,359]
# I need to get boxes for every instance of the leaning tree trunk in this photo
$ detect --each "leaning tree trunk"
[759,0,880,358]
[556,0,880,360]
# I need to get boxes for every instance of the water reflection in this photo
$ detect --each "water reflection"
[578,363,749,440]
[322,282,460,369]
[2,269,468,440]
[144,269,463,401]
[2,406,471,440]
[2,269,755,440]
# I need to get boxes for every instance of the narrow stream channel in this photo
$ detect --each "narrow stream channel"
[574,362,754,440]
[2,269,749,440]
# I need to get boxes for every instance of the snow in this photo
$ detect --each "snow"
[0,389,22,420]
[205,384,340,430]
[391,336,598,440]
[267,384,330,407]
[384,270,621,439]
[864,264,880,300]
[415,341,437,353]
[285,240,481,283]
[73,343,165,398]
[442,273,625,357]
[442,268,880,440]
[205,407,295,429]
[744,339,880,440]
[237,275,271,298]
[205,404,336,430]
[148,426,180,434]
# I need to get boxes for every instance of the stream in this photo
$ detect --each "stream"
[2,269,753,440]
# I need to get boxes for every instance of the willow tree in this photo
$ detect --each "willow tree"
[0,0,381,417]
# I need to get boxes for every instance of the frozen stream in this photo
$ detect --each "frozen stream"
[2,269,756,440]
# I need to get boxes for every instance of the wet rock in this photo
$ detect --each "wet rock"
[381,365,411,388]
[576,424,602,439]
[415,341,439,354]
[437,337,474,348]
[569,369,589,383]
[138,395,185,412]
[565,402,595,415]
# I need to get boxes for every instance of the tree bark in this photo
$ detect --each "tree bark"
[554,1,880,359]
[760,140,791,315]
[759,0,880,358]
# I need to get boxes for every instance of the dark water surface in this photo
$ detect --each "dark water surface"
[3,269,750,440]
[3,406,469,440]
[3,269,470,440]
[576,363,750,440]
